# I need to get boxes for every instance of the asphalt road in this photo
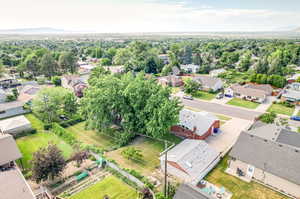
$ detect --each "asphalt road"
[182,99,261,121]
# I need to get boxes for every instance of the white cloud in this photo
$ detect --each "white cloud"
[0,0,299,32]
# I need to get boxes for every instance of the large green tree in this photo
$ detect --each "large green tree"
[40,52,58,77]
[58,52,78,74]
[81,73,181,141]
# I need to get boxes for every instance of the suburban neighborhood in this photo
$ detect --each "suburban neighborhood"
[1,1,300,199]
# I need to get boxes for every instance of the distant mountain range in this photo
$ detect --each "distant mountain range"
[0,27,68,34]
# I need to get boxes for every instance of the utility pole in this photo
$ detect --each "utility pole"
[164,140,168,198]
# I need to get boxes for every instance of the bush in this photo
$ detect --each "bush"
[51,76,61,86]
[259,112,277,124]
[121,147,143,162]
[44,123,52,130]
[52,123,79,146]
[59,116,83,128]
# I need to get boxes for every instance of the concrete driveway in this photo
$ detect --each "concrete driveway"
[254,96,276,112]
[206,118,253,155]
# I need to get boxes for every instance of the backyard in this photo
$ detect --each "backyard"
[193,91,217,101]
[205,156,289,199]
[227,98,259,109]
[106,134,182,176]
[17,114,74,169]
[66,122,117,150]
[267,103,295,116]
[68,175,139,199]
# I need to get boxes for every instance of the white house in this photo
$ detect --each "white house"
[180,64,200,74]
[193,76,223,92]
[160,139,220,185]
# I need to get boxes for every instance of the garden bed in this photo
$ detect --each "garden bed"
[68,175,139,199]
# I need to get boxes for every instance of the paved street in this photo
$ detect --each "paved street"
[182,99,261,121]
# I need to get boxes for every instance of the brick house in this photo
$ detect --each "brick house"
[171,109,220,140]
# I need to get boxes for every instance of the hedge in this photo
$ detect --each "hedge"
[52,123,79,146]
[59,116,83,128]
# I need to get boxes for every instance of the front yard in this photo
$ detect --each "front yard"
[69,175,139,199]
[226,98,259,109]
[193,91,217,101]
[267,104,295,116]
[205,156,289,199]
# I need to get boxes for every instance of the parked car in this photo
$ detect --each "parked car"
[290,116,300,121]
[216,93,224,99]
[183,95,193,100]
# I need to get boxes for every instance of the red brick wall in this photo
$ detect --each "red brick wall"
[171,120,220,140]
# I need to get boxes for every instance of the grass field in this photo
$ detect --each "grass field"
[69,176,139,199]
[66,122,117,150]
[17,132,74,168]
[267,104,295,116]
[205,156,289,199]
[227,98,259,109]
[25,114,45,130]
[193,91,217,101]
[106,134,182,175]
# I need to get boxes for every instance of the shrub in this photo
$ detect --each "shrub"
[44,123,52,130]
[259,112,277,124]
[52,123,79,146]
[59,116,83,128]
[121,147,143,162]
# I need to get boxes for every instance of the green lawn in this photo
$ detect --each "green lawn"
[69,176,139,199]
[106,134,181,175]
[16,132,74,169]
[267,104,295,116]
[227,98,259,109]
[25,113,45,130]
[205,156,289,199]
[193,91,217,101]
[66,122,117,150]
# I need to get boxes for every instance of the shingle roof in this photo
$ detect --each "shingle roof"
[165,139,219,182]
[193,76,222,88]
[173,184,213,199]
[230,132,300,186]
[179,109,218,136]
[276,128,300,149]
[0,101,24,111]
[230,84,266,98]
[0,134,22,165]
[282,89,300,100]
[244,84,273,95]
[0,115,31,132]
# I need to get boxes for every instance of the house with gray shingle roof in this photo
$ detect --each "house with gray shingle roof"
[193,75,223,92]
[160,139,220,186]
[227,125,300,198]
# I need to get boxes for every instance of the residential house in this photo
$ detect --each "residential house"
[157,75,183,87]
[171,109,220,140]
[0,101,29,119]
[0,75,20,89]
[0,134,35,199]
[193,76,223,92]
[158,54,169,65]
[244,83,273,96]
[227,124,300,198]
[61,75,87,97]
[225,84,269,103]
[104,65,125,74]
[17,84,44,103]
[281,82,300,104]
[0,115,32,136]
[181,64,200,74]
[209,69,226,77]
[173,184,213,199]
[160,139,220,185]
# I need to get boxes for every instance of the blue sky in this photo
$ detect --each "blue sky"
[1,0,300,32]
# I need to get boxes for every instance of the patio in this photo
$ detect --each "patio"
[197,180,232,199]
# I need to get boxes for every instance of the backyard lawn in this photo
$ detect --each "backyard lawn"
[205,156,289,199]
[193,91,217,101]
[227,98,259,109]
[66,122,117,150]
[25,113,45,130]
[267,104,295,116]
[16,132,74,169]
[106,134,182,175]
[69,175,139,199]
